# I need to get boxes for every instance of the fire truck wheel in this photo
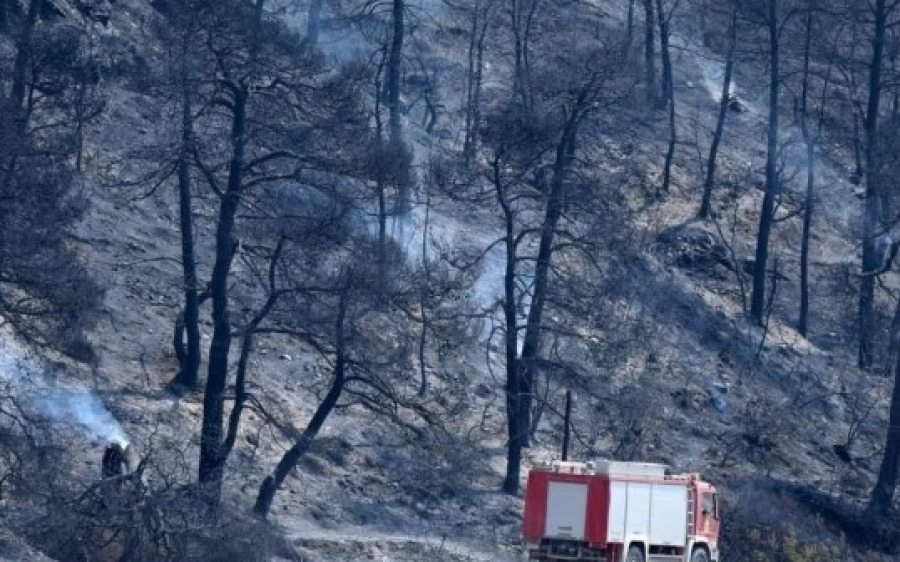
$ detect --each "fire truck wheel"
[625,545,645,562]
[690,547,710,562]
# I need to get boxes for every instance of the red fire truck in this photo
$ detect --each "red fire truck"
[522,460,720,562]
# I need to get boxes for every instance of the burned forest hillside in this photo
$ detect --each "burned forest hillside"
[1,0,900,560]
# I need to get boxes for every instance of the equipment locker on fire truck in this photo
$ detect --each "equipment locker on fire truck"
[522,460,720,562]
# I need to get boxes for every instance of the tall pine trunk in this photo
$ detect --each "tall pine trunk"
[642,0,656,103]
[387,0,408,214]
[656,0,675,192]
[859,0,886,370]
[1,0,41,191]
[197,83,247,505]
[798,138,814,335]
[519,112,580,450]
[655,0,672,105]
[699,11,736,219]
[867,298,900,519]
[511,0,538,112]
[464,1,491,159]
[497,156,523,495]
[750,0,780,324]
[797,10,816,337]
[171,29,201,391]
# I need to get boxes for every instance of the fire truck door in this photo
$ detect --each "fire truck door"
[698,492,720,540]
[545,481,589,540]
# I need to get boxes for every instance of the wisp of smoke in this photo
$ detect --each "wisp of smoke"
[699,59,740,104]
[1,335,129,445]
[35,389,128,445]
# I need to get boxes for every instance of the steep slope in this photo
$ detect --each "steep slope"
[0,0,895,560]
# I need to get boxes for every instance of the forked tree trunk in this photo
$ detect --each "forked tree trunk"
[255,292,347,518]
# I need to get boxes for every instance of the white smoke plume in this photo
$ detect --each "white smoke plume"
[698,58,740,105]
[35,389,128,445]
[0,335,128,445]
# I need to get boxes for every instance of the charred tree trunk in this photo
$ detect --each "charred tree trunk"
[464,1,491,159]
[387,0,403,144]
[798,138,814,336]
[74,76,88,173]
[511,0,538,112]
[519,104,582,451]
[859,0,887,370]
[797,9,816,337]
[373,51,389,287]
[417,193,431,396]
[387,0,408,214]
[221,239,284,464]
[642,0,656,103]
[853,115,864,184]
[254,291,347,518]
[561,389,572,461]
[497,155,523,495]
[464,8,479,157]
[10,0,38,111]
[698,11,736,219]
[197,82,248,506]
[867,298,900,519]
[1,0,41,190]
[750,0,780,324]
[656,0,675,192]
[171,35,201,391]
[655,0,672,106]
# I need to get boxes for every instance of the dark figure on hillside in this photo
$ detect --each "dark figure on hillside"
[102,442,125,478]
[101,442,141,478]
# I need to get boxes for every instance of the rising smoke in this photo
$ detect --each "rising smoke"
[35,389,128,445]
[0,339,128,445]
[697,57,740,105]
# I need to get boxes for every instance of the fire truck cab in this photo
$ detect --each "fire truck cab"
[522,460,720,562]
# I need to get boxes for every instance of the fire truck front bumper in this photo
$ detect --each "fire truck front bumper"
[525,539,605,561]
